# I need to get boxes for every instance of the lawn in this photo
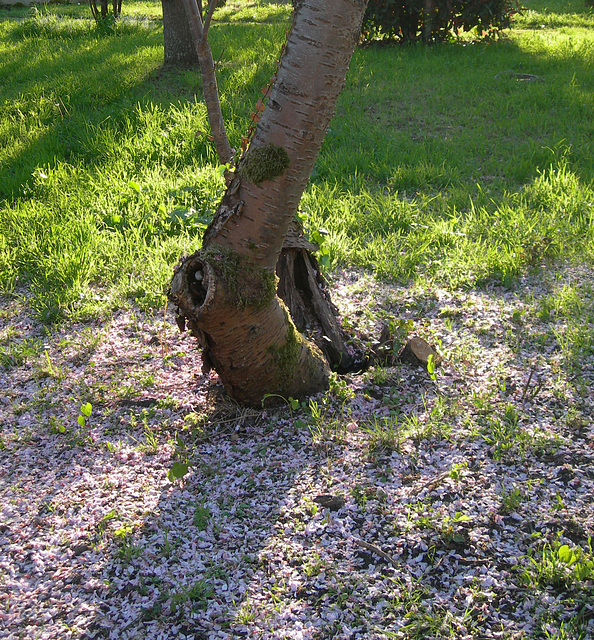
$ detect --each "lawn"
[0,0,593,638]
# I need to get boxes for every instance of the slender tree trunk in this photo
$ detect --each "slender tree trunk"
[179,0,233,165]
[169,0,368,406]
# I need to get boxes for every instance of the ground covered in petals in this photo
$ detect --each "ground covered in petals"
[1,264,593,640]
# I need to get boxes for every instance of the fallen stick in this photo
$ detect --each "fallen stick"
[351,537,398,567]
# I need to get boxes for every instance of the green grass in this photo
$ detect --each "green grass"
[308,0,594,285]
[0,0,593,321]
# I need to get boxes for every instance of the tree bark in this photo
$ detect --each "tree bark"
[179,0,234,165]
[162,0,200,66]
[169,0,368,406]
[276,229,357,373]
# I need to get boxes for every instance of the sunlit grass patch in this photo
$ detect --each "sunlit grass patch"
[1,0,593,323]
[518,537,594,590]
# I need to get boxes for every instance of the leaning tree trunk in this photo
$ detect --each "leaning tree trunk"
[162,0,201,65]
[169,0,368,406]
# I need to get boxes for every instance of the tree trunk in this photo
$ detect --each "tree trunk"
[162,0,200,66]
[169,0,368,406]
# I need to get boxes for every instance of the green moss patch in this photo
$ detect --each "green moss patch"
[201,245,277,310]
[268,320,302,377]
[239,144,290,185]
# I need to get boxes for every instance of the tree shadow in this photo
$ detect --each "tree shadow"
[0,8,287,200]
[2,265,594,638]
[0,303,413,638]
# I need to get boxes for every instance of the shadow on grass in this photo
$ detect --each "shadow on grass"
[0,7,288,200]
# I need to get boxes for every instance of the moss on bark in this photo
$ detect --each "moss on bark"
[239,144,290,185]
[201,245,277,310]
[267,321,302,376]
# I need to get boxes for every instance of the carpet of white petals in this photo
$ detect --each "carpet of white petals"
[1,264,593,640]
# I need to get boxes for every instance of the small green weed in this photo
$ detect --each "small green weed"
[500,486,524,514]
[49,415,67,435]
[77,402,93,429]
[234,597,256,624]
[306,398,346,447]
[140,424,160,454]
[518,538,594,590]
[439,512,472,546]
[302,552,325,578]
[480,404,528,460]
[96,509,118,537]
[0,338,43,368]
[351,485,368,511]
[167,461,189,483]
[365,415,402,452]
[193,502,211,531]
[114,523,140,560]
[37,349,64,381]
[448,461,467,481]
[170,579,214,613]
[328,372,355,402]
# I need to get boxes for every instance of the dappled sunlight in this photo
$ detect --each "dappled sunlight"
[1,0,594,636]
[1,262,593,637]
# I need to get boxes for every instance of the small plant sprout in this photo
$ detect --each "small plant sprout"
[170,579,214,613]
[449,461,468,481]
[365,415,401,452]
[193,502,211,531]
[114,523,139,560]
[328,371,355,402]
[440,511,472,545]
[500,486,524,513]
[234,597,256,624]
[427,353,437,381]
[41,349,63,379]
[261,393,303,413]
[167,461,189,483]
[302,552,325,577]
[302,496,318,517]
[77,402,92,428]
[519,538,594,589]
[49,415,67,435]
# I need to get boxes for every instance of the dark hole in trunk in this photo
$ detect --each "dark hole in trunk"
[188,263,207,307]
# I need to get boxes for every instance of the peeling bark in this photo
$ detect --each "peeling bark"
[276,247,356,373]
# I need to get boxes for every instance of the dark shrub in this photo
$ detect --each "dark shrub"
[361,0,522,44]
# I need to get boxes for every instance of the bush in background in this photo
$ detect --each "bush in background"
[361,0,522,44]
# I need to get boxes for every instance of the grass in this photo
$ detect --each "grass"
[0,0,593,323]
[0,0,289,321]
[519,537,594,590]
